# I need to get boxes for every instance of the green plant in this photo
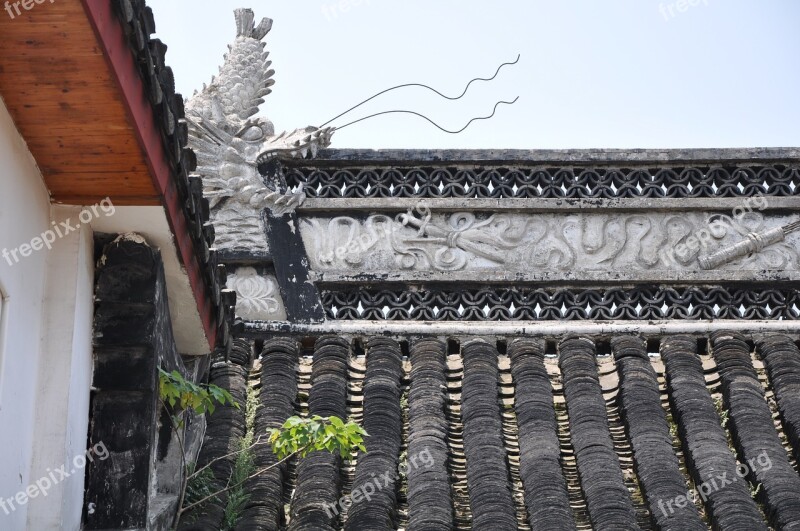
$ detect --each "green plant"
[400,390,409,410]
[750,481,762,498]
[157,368,240,529]
[219,386,259,529]
[667,413,679,440]
[714,397,730,428]
[221,437,255,529]
[177,415,366,527]
[160,365,368,530]
[269,415,367,460]
[158,368,238,428]
[398,449,408,480]
[181,464,216,524]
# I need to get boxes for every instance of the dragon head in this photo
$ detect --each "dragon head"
[186,9,335,212]
[185,8,333,230]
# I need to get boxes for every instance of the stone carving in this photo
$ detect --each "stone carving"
[398,211,527,270]
[226,267,286,320]
[700,220,800,270]
[186,8,334,251]
[300,211,800,273]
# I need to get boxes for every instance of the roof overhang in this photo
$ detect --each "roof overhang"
[0,0,218,352]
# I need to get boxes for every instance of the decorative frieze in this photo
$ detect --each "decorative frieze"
[321,286,800,322]
[300,211,800,274]
[286,161,800,199]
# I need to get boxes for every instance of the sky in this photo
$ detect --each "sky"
[149,1,800,150]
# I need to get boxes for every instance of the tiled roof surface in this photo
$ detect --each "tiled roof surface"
[188,332,800,530]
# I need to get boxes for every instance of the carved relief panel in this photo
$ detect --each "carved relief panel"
[300,211,800,274]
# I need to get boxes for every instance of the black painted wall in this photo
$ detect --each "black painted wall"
[84,235,186,530]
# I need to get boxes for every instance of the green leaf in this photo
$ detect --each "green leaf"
[266,416,368,462]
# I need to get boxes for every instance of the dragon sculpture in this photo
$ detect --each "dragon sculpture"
[186,8,334,251]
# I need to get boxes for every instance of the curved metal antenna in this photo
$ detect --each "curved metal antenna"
[319,54,520,128]
[334,96,520,134]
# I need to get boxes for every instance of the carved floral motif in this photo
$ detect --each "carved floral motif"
[226,267,286,320]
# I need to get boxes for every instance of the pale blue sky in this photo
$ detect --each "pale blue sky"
[150,1,800,149]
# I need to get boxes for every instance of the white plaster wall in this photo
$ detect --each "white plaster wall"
[26,206,93,531]
[60,223,94,529]
[0,96,209,528]
[0,99,95,531]
[0,98,50,530]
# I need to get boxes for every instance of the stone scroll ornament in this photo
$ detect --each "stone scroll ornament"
[185,9,334,252]
[700,220,800,270]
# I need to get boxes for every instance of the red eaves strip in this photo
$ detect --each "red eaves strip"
[81,0,216,349]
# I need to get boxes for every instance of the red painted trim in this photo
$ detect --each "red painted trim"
[81,0,216,349]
